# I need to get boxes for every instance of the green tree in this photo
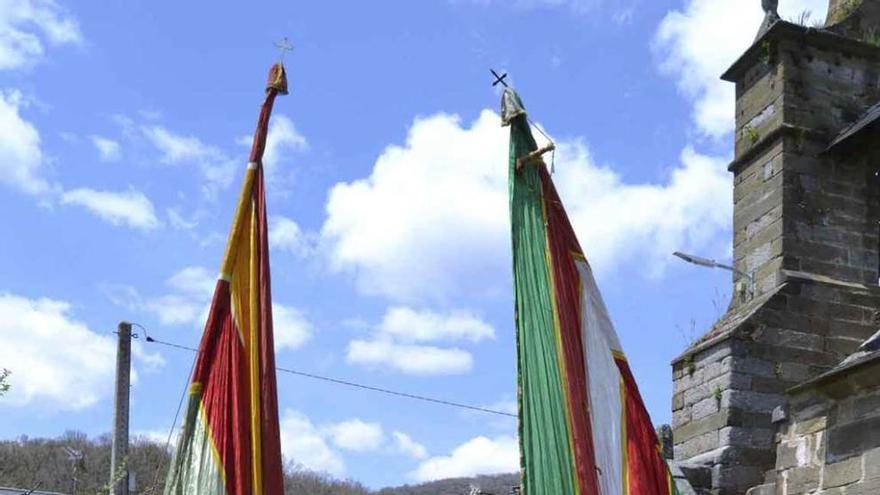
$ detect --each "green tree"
[0,368,10,397]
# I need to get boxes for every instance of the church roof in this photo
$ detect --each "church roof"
[826,100,880,151]
[790,329,880,395]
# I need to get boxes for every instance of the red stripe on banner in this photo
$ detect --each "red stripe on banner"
[253,165,285,494]
[192,280,253,495]
[539,168,601,493]
[615,357,672,495]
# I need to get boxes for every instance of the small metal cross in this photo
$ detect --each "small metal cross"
[491,69,509,88]
[274,37,294,62]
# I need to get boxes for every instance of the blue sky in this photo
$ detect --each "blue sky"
[0,0,829,489]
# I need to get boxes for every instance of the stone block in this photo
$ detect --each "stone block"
[822,456,862,488]
[678,463,712,491]
[864,447,880,480]
[721,389,784,413]
[777,438,810,470]
[695,342,737,366]
[827,416,880,462]
[674,410,730,444]
[714,464,764,494]
[784,465,820,494]
[744,482,775,495]
[850,391,880,420]
[794,416,827,436]
[692,397,719,421]
[731,357,776,378]
[673,408,690,429]
[772,405,787,424]
[846,477,880,495]
[677,431,719,459]
[719,426,774,449]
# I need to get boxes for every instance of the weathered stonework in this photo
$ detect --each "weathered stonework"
[671,3,880,493]
[763,346,880,494]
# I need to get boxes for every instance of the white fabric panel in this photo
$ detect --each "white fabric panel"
[576,259,624,495]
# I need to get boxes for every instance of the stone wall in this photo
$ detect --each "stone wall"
[672,277,880,494]
[672,18,880,494]
[730,30,880,303]
[749,359,880,494]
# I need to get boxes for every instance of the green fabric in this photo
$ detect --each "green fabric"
[164,394,226,495]
[508,92,578,495]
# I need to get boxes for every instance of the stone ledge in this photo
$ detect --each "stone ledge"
[722,21,880,83]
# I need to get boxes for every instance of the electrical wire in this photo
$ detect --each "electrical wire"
[141,334,517,419]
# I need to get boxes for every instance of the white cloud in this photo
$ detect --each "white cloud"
[346,306,490,375]
[144,293,204,326]
[142,125,236,197]
[612,6,635,25]
[378,306,495,343]
[325,419,384,453]
[346,338,473,375]
[269,215,311,257]
[321,111,507,302]
[238,114,308,192]
[393,431,428,460]
[105,267,311,349]
[264,115,308,168]
[0,292,161,410]
[556,145,731,278]
[103,267,214,327]
[482,399,517,416]
[279,409,345,476]
[272,303,311,352]
[653,0,827,137]
[146,267,214,326]
[166,207,198,230]
[0,90,50,195]
[411,435,519,482]
[322,110,731,303]
[133,428,176,447]
[0,0,81,71]
[60,187,161,231]
[166,266,215,297]
[90,135,121,162]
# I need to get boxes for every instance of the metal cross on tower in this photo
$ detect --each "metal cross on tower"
[274,37,294,62]
[491,69,509,88]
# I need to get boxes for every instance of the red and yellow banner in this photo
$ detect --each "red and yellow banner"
[164,64,288,495]
[505,88,678,495]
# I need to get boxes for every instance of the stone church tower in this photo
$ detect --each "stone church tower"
[671,1,880,493]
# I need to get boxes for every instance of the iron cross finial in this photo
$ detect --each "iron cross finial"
[274,37,294,62]
[491,69,509,88]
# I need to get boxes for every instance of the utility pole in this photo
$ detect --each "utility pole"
[110,321,132,495]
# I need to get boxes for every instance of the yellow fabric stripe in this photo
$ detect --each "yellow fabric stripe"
[248,201,263,495]
[216,163,262,492]
[220,168,256,277]
[541,192,581,495]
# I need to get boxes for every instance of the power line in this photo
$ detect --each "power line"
[142,335,517,419]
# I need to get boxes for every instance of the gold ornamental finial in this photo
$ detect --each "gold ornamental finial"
[267,63,288,95]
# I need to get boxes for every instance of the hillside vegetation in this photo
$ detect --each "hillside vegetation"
[0,432,517,495]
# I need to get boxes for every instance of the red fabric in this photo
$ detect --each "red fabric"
[186,86,285,495]
[192,281,253,495]
[254,164,285,495]
[539,169,601,494]
[616,358,672,495]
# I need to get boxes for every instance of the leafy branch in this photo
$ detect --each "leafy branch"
[0,368,10,397]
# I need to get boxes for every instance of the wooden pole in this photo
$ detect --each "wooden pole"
[110,321,131,495]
